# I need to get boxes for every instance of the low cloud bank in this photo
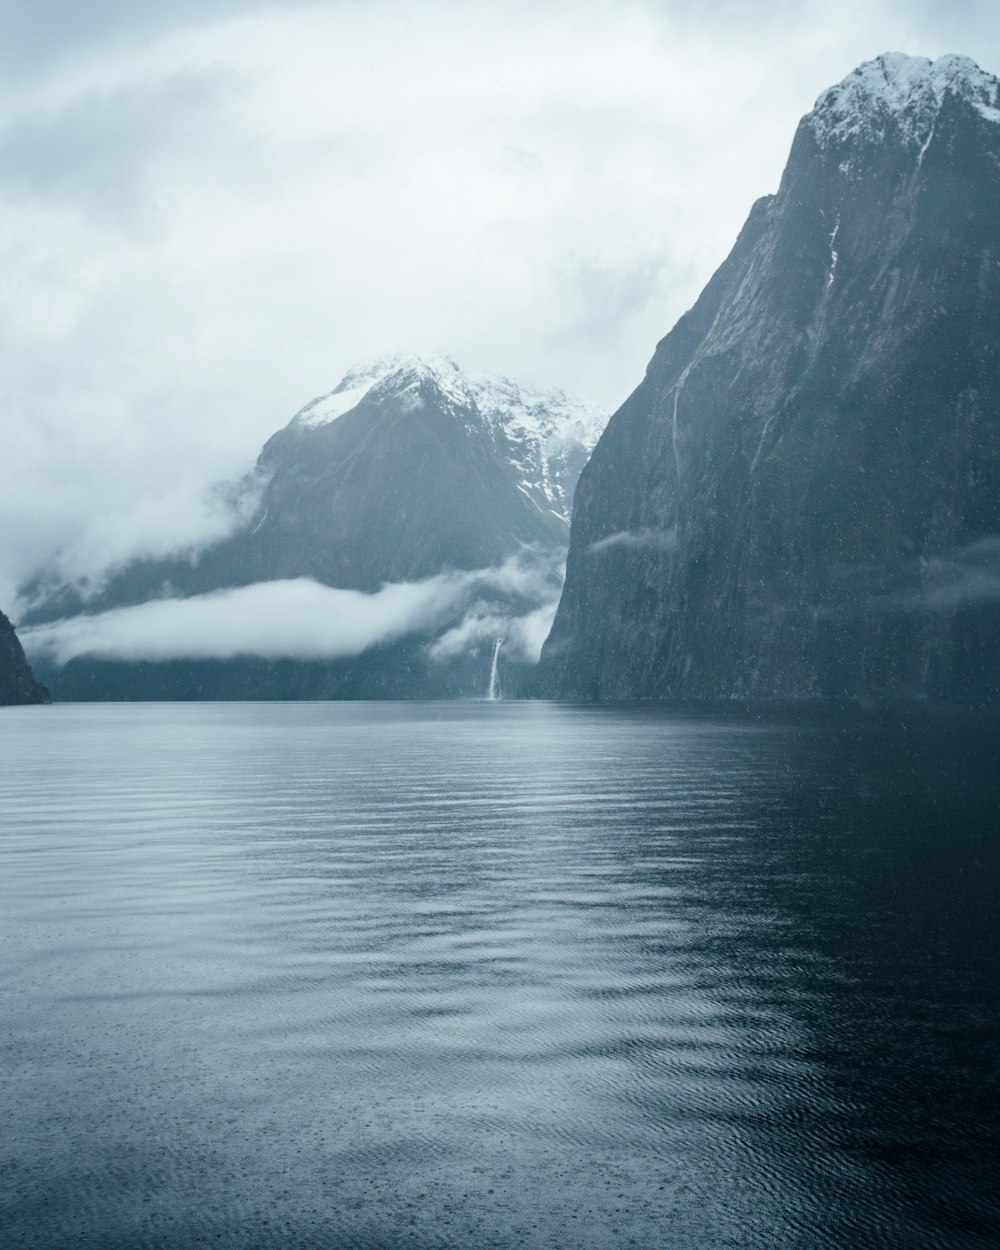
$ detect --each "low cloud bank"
[45,474,266,604]
[430,599,559,665]
[588,527,678,555]
[887,537,1000,611]
[23,548,566,667]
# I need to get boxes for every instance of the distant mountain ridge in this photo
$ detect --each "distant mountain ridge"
[289,354,605,526]
[537,53,1000,704]
[24,354,604,624]
[22,356,605,700]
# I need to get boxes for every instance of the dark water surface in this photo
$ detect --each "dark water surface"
[1,701,997,1249]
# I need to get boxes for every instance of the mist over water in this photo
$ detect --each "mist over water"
[1,701,997,1249]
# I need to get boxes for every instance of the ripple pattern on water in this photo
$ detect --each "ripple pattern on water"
[1,701,998,1249]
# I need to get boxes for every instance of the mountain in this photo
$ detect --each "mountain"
[0,610,49,705]
[238,354,601,593]
[26,355,603,620]
[23,356,605,699]
[537,53,1000,706]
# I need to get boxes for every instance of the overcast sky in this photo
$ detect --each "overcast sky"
[2,0,998,608]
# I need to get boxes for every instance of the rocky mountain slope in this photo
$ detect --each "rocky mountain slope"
[537,53,1000,705]
[26,355,602,621]
[23,356,604,699]
[0,610,49,705]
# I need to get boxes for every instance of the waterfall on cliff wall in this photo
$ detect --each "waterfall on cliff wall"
[487,637,504,701]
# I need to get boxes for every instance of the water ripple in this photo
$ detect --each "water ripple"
[1,701,998,1249]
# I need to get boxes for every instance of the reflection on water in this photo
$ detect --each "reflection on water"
[0,701,997,1249]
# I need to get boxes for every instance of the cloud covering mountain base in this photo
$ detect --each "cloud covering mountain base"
[22,549,564,700]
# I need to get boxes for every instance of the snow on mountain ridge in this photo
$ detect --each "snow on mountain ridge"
[809,52,1000,149]
[291,355,607,522]
[294,353,605,448]
[293,355,465,428]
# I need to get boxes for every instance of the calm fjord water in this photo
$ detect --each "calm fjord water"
[1,701,997,1250]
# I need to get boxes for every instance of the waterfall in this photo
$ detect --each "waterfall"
[487,637,504,701]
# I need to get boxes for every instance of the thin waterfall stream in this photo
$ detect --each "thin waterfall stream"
[487,636,504,700]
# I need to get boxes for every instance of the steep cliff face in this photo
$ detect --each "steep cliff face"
[538,54,1000,704]
[24,356,603,623]
[240,355,598,594]
[0,610,49,705]
[20,357,604,701]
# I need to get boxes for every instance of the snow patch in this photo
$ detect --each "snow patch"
[295,378,380,428]
[810,52,1000,152]
[289,352,608,523]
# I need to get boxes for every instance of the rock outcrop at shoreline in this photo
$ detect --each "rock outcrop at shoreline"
[0,609,49,705]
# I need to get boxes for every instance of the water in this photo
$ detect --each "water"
[488,637,504,701]
[0,701,997,1249]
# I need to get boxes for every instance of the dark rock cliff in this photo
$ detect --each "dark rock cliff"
[0,610,49,705]
[537,54,1000,705]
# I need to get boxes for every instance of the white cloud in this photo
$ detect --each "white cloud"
[1,0,999,604]
[585,525,680,555]
[21,547,566,665]
[588,527,678,555]
[22,574,468,665]
[429,599,560,665]
[46,475,265,597]
[885,537,1000,611]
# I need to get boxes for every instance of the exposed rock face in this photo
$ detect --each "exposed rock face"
[538,53,1000,704]
[25,355,603,621]
[21,356,604,700]
[238,355,599,593]
[0,610,49,705]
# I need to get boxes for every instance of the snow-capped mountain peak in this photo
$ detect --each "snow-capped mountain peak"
[289,355,607,522]
[293,354,602,438]
[808,52,1000,150]
[293,354,467,428]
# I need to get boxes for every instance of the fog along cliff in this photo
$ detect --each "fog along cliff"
[23,357,604,700]
[0,610,49,705]
[538,54,1000,705]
